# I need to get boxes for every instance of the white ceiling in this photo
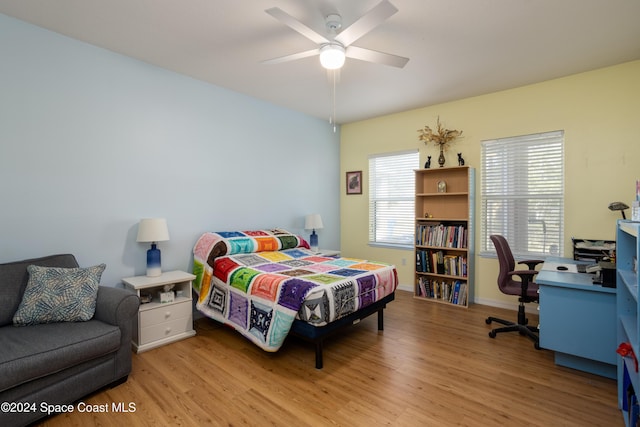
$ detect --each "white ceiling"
[1,0,639,124]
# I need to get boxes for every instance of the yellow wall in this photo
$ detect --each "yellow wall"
[340,60,640,307]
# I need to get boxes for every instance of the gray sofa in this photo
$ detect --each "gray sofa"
[0,254,139,427]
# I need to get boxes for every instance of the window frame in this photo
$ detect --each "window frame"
[480,130,565,258]
[368,149,419,250]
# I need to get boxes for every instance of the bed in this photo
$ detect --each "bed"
[192,229,398,368]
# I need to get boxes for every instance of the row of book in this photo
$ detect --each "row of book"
[416,277,468,305]
[416,223,467,248]
[416,250,467,277]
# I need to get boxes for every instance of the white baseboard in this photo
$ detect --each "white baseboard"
[397,284,413,293]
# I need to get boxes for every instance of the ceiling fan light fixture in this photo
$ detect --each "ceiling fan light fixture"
[319,44,346,70]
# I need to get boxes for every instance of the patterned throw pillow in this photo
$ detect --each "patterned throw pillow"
[12,264,106,326]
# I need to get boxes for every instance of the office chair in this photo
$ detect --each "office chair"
[485,235,543,349]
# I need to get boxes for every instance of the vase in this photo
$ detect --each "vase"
[438,147,445,167]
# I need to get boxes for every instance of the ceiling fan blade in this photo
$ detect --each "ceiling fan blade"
[345,45,409,68]
[266,7,330,45]
[261,49,320,65]
[334,0,398,47]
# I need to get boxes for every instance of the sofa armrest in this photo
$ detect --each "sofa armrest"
[94,286,140,380]
[94,286,139,326]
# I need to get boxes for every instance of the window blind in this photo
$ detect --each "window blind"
[480,130,564,257]
[368,150,419,247]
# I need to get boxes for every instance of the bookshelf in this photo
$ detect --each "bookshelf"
[414,166,475,308]
[617,220,640,425]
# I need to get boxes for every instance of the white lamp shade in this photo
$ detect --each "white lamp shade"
[319,44,346,70]
[305,214,324,230]
[136,218,170,243]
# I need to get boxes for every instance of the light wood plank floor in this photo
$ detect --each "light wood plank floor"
[39,290,621,426]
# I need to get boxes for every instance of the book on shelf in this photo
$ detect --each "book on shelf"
[417,277,430,297]
[432,250,445,274]
[416,250,467,278]
[416,223,468,249]
[452,280,461,304]
[443,255,468,277]
[417,277,467,305]
[443,255,456,276]
[458,282,468,305]
[417,278,427,297]
[415,250,432,273]
[442,281,450,302]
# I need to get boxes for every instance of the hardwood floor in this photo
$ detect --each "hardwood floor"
[39,290,621,426]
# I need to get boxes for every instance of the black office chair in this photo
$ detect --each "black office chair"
[485,235,543,349]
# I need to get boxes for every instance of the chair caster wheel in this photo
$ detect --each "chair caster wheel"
[485,318,492,325]
[488,331,496,338]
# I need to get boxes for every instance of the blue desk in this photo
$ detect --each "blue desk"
[537,257,617,379]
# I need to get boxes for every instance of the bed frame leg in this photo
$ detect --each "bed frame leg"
[315,340,323,369]
[378,308,384,331]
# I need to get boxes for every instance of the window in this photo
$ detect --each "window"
[368,150,419,248]
[481,131,564,258]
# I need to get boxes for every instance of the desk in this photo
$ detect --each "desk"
[537,256,617,379]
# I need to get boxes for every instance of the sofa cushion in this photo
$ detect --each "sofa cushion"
[13,264,106,326]
[0,254,79,327]
[0,320,121,392]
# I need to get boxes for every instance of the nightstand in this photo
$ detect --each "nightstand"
[316,249,341,257]
[122,270,196,353]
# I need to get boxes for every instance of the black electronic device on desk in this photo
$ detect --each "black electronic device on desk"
[590,261,616,288]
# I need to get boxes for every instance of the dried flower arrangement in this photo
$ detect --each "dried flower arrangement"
[417,116,463,149]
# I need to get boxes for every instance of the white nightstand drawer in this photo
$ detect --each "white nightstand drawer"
[140,300,192,326]
[123,270,196,352]
[139,316,192,345]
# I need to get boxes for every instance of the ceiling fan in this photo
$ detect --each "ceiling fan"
[263,0,409,70]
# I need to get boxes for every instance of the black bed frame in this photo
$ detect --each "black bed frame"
[288,292,395,369]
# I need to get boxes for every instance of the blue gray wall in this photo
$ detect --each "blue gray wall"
[0,14,340,285]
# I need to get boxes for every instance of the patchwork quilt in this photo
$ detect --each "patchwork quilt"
[192,229,398,352]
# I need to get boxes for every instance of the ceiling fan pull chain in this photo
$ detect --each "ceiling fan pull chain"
[332,70,337,132]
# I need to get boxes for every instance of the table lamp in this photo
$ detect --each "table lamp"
[136,218,170,277]
[305,214,324,253]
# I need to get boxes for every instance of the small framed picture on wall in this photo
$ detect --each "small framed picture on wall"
[346,171,362,195]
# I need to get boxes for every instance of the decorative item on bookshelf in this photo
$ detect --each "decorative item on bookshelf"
[424,155,431,169]
[437,180,446,193]
[417,116,463,168]
[438,148,446,167]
